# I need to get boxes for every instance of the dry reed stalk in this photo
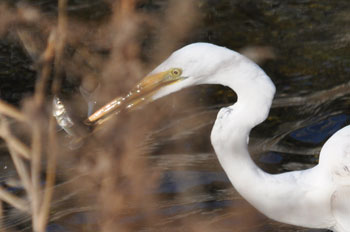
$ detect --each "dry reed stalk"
[33,1,67,231]
[150,0,199,65]
[0,185,29,213]
[30,28,57,232]
[51,0,67,94]
[0,100,27,123]
[8,146,32,197]
[99,0,144,100]
[34,29,56,105]
[0,122,31,160]
[31,122,44,232]
[88,4,158,231]
[0,200,3,232]
[0,116,32,194]
[35,118,57,232]
[4,135,31,160]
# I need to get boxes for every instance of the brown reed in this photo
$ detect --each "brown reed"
[0,1,267,232]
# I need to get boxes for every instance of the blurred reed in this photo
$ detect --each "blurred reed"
[0,1,265,232]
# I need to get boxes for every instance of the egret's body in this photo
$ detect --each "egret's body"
[90,43,350,232]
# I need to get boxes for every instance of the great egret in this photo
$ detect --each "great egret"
[88,43,350,232]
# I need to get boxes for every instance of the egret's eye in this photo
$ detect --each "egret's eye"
[170,68,182,77]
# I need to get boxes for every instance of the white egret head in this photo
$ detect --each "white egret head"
[146,43,274,100]
[87,43,275,125]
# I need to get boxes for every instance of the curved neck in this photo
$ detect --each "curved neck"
[210,72,334,229]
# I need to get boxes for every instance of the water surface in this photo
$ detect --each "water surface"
[0,0,349,231]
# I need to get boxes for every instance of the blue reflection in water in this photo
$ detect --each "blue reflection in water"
[290,114,348,144]
[46,224,66,232]
[160,200,233,216]
[119,200,233,225]
[259,152,283,164]
[116,170,232,225]
[120,170,233,225]
[158,170,229,194]
[47,170,232,229]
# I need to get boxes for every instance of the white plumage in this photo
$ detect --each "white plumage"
[144,43,350,232]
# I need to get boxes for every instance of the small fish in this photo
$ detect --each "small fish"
[52,96,75,136]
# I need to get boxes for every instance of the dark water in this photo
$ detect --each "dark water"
[0,0,349,231]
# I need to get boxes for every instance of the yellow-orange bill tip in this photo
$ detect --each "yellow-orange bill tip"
[86,68,184,125]
[87,96,124,123]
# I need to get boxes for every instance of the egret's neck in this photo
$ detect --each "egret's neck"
[211,70,274,183]
[212,61,275,129]
[210,70,334,229]
[210,68,275,195]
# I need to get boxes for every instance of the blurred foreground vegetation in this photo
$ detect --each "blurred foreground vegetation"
[0,1,348,232]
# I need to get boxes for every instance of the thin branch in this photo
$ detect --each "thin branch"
[4,135,31,160]
[34,29,56,106]
[8,146,33,197]
[31,122,43,232]
[0,185,29,213]
[0,116,33,198]
[34,1,68,231]
[0,117,31,160]
[30,19,59,232]
[37,117,58,232]
[0,200,4,232]
[0,100,27,122]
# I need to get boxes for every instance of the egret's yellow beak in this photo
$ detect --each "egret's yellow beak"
[86,68,184,125]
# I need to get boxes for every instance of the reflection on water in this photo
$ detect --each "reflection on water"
[289,114,348,144]
[0,0,349,231]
